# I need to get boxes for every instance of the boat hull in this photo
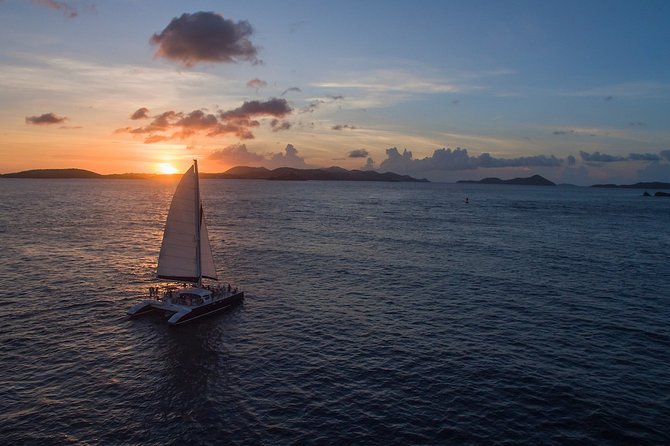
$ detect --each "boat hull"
[128,291,244,325]
[170,291,244,325]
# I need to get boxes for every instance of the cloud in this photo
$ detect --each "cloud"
[32,0,94,18]
[379,147,564,173]
[281,87,302,96]
[580,150,670,164]
[268,144,309,168]
[638,161,670,182]
[561,81,670,99]
[552,129,598,137]
[332,124,356,130]
[362,157,375,170]
[130,107,150,120]
[301,99,324,113]
[25,112,68,125]
[579,151,625,162]
[117,98,293,143]
[348,149,369,158]
[270,119,291,132]
[219,98,292,120]
[299,95,344,113]
[477,153,563,168]
[628,153,661,161]
[150,12,259,67]
[209,143,309,169]
[247,78,267,90]
[567,155,576,166]
[209,143,265,164]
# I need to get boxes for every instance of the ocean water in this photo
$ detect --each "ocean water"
[0,178,669,445]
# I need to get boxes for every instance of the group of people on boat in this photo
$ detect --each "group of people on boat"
[208,283,239,298]
[148,283,239,304]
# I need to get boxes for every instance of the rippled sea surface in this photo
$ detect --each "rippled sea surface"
[1,178,669,445]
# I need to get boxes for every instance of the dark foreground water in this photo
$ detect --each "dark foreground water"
[1,178,669,445]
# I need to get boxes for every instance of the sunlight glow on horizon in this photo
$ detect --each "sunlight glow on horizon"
[156,163,178,175]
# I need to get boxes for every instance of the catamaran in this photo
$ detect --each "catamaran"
[128,160,244,325]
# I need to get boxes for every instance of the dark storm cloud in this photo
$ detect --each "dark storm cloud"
[150,12,259,67]
[130,107,150,120]
[348,149,369,158]
[332,124,356,130]
[25,112,68,125]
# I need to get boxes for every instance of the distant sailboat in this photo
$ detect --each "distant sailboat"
[128,160,244,325]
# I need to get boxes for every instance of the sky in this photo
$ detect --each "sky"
[1,0,669,184]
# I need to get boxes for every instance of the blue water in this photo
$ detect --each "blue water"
[1,179,669,445]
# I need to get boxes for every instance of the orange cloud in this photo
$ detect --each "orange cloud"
[116,99,293,143]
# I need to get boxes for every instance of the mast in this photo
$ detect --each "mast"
[194,159,202,287]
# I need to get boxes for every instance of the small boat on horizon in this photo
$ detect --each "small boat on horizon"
[128,159,244,325]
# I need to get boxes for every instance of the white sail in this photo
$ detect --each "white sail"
[199,209,217,280]
[157,163,218,282]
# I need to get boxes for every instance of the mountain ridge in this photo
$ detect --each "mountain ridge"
[456,174,556,186]
[1,166,429,182]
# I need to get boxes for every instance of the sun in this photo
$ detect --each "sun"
[156,163,179,174]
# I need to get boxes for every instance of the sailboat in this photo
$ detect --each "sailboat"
[128,160,244,325]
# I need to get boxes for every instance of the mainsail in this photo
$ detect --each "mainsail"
[157,162,217,283]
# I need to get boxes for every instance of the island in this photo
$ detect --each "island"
[591,182,670,190]
[0,168,104,179]
[205,166,428,182]
[457,174,556,186]
[1,166,429,183]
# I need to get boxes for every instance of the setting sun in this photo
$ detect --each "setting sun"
[156,163,178,174]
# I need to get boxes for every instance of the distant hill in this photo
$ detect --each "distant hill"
[1,168,102,179]
[207,166,429,182]
[1,166,428,182]
[457,174,556,186]
[592,182,670,190]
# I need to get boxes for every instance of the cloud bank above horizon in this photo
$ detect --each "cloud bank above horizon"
[1,1,669,182]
